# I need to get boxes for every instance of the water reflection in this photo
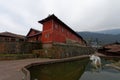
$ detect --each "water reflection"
[28,59,89,80]
[28,58,120,80]
[80,58,120,80]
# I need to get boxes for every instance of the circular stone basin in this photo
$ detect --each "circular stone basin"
[28,58,120,80]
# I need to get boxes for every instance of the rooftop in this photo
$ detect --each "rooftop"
[104,43,120,53]
[0,32,25,39]
[26,28,42,37]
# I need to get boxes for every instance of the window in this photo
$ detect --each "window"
[11,38,15,42]
[36,36,39,41]
[5,37,9,41]
[45,33,49,38]
[62,28,64,32]
[55,24,58,29]
[67,32,69,35]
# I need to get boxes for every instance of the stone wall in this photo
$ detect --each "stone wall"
[33,44,94,59]
[0,42,42,54]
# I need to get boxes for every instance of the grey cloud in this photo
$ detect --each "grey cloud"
[0,0,120,34]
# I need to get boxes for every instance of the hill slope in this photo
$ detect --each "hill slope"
[96,29,120,35]
[78,32,120,45]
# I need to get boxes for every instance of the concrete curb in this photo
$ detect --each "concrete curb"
[21,67,30,80]
[105,64,120,71]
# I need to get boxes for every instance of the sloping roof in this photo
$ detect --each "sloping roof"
[0,32,25,39]
[26,28,42,37]
[104,42,120,53]
[38,14,85,42]
[27,32,42,38]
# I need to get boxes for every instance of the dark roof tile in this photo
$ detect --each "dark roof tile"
[0,32,25,39]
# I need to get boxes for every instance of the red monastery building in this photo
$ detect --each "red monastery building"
[26,28,42,42]
[26,14,86,48]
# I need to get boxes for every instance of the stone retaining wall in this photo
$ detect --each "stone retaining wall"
[0,42,42,54]
[33,44,94,58]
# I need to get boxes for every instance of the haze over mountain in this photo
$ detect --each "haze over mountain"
[95,29,120,35]
[78,29,120,45]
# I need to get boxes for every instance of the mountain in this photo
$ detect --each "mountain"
[78,32,120,45]
[95,29,120,35]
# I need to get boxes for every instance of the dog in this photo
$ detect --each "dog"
[89,55,101,70]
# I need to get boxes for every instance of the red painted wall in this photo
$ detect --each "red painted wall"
[52,22,66,43]
[27,29,42,42]
[41,20,53,43]
[27,35,42,42]
[52,20,83,44]
[41,19,84,45]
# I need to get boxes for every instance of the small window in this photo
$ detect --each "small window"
[16,39,19,42]
[55,24,58,29]
[5,37,9,41]
[45,33,49,38]
[67,32,69,35]
[62,28,64,32]
[11,38,15,41]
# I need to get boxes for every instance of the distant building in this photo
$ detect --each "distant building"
[98,42,120,56]
[26,28,42,42]
[0,32,25,42]
[90,42,101,48]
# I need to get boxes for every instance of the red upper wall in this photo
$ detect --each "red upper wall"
[52,20,83,44]
[41,20,53,43]
[26,28,42,42]
[52,21,68,43]
[39,14,86,45]
[42,20,53,31]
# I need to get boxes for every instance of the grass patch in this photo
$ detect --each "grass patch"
[0,53,36,60]
[114,61,120,67]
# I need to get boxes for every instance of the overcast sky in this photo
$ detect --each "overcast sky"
[0,0,120,35]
